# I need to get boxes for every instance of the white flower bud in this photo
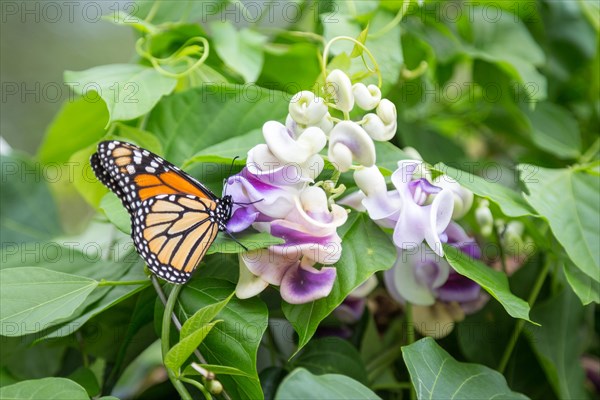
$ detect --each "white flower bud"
[403,146,423,161]
[475,200,494,236]
[432,176,474,219]
[362,113,386,141]
[288,91,328,125]
[352,83,381,110]
[328,121,376,172]
[263,121,326,164]
[354,165,387,197]
[376,99,397,140]
[316,113,334,135]
[325,69,354,113]
[503,221,525,255]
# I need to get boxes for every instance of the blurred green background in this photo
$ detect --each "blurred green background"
[1,1,135,153]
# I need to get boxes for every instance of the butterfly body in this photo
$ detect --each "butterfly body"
[91,140,232,284]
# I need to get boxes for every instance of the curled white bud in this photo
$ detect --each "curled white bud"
[325,69,354,113]
[362,113,386,141]
[328,121,376,172]
[288,91,328,125]
[263,121,326,164]
[352,83,381,110]
[377,99,397,140]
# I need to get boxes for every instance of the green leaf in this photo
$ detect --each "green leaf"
[164,321,220,373]
[110,124,164,155]
[283,213,396,352]
[180,293,232,339]
[64,64,177,125]
[177,278,268,399]
[525,288,587,399]
[0,268,98,336]
[38,97,108,163]
[132,0,228,25]
[519,164,600,282]
[146,85,289,165]
[403,338,529,400]
[100,193,131,234]
[258,43,321,91]
[0,377,89,400]
[291,338,368,384]
[524,102,581,159]
[0,335,66,381]
[463,7,546,101]
[70,144,108,207]
[0,154,62,245]
[374,141,410,174]
[185,129,263,164]
[67,367,100,397]
[361,11,404,93]
[444,245,533,322]
[183,364,253,378]
[434,163,535,217]
[207,232,284,255]
[209,21,267,82]
[274,368,381,400]
[350,26,369,58]
[564,261,600,305]
[39,258,148,340]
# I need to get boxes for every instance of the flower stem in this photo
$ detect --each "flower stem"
[180,377,211,400]
[161,284,192,400]
[497,257,551,374]
[405,302,415,345]
[493,224,507,274]
[405,302,416,400]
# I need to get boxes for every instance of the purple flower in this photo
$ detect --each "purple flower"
[354,161,454,256]
[334,276,378,323]
[236,186,347,304]
[384,222,483,307]
[225,122,325,232]
[392,161,454,256]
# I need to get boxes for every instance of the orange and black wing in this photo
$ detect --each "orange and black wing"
[91,140,221,283]
[132,194,219,283]
[94,140,218,211]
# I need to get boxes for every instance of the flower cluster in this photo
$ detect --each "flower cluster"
[225,69,397,304]
[344,152,485,335]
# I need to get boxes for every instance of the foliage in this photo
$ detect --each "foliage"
[1,1,598,399]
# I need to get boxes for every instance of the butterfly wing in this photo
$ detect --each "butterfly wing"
[133,194,219,283]
[95,141,218,212]
[90,152,133,211]
[91,140,225,284]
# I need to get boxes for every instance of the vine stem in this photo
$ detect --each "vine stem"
[321,36,383,88]
[161,284,193,400]
[368,0,410,39]
[405,302,416,400]
[151,277,233,400]
[497,257,552,373]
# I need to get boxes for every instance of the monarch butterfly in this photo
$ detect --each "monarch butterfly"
[91,140,234,284]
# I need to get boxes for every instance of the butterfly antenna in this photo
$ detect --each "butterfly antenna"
[223,156,240,196]
[225,230,249,252]
[234,198,264,206]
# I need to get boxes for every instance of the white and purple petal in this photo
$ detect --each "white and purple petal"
[280,258,337,304]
